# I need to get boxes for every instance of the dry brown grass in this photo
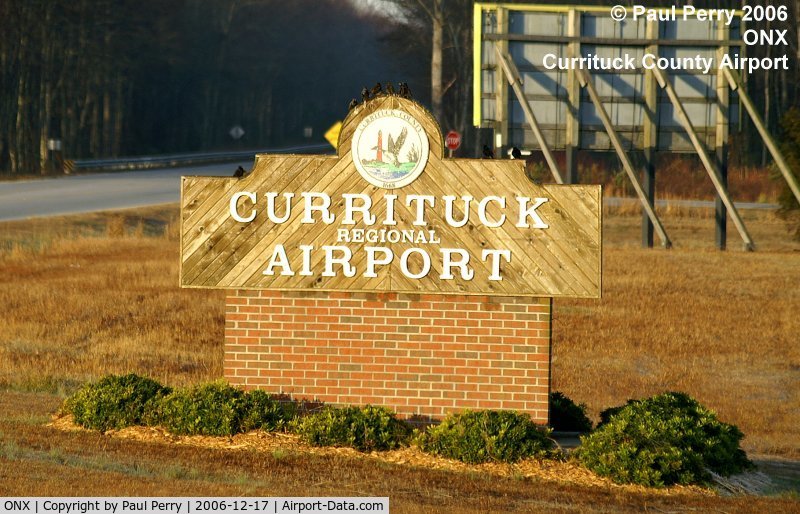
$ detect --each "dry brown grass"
[603,203,799,251]
[0,207,223,393]
[555,240,800,459]
[577,154,784,203]
[0,205,798,506]
[555,208,800,460]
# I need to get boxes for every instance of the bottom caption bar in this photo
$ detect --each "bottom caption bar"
[0,498,389,514]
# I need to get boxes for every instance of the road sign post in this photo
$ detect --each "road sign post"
[229,125,245,141]
[445,130,461,158]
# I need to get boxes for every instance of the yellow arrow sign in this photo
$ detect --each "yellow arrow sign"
[324,121,342,149]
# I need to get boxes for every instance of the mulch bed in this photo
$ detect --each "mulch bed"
[49,414,712,497]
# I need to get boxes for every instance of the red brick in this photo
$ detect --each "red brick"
[224,290,552,424]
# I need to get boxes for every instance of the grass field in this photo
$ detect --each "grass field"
[0,204,798,509]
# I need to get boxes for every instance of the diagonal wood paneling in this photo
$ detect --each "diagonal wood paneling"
[181,96,602,298]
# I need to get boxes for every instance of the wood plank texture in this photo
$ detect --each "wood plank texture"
[181,96,601,298]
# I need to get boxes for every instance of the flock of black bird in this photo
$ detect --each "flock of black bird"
[350,82,412,111]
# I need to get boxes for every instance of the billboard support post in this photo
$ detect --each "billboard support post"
[642,149,656,249]
[724,69,800,207]
[565,8,581,185]
[716,22,730,251]
[653,66,754,251]
[642,19,659,249]
[494,43,565,184]
[578,68,672,249]
[474,4,799,249]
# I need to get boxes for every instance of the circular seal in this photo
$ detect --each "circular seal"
[351,109,430,189]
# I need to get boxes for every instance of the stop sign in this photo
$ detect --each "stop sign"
[445,130,461,151]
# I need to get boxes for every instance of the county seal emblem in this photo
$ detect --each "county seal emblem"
[351,109,430,189]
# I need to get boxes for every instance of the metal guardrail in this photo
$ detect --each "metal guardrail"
[67,144,333,172]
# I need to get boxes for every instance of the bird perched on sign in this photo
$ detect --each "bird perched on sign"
[233,166,246,178]
[482,145,494,159]
[385,82,395,95]
[398,82,412,99]
[361,87,370,102]
[348,98,358,111]
[511,147,522,160]
[370,82,383,97]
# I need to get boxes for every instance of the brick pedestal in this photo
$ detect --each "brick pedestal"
[224,290,552,423]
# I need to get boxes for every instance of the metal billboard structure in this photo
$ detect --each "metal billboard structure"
[473,3,800,250]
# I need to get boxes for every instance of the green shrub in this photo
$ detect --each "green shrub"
[549,391,592,433]
[418,410,554,464]
[63,374,170,432]
[240,390,297,432]
[156,381,246,436]
[293,405,411,452]
[598,403,626,427]
[65,376,303,437]
[576,392,753,487]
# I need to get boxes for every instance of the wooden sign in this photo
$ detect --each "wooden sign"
[180,96,601,298]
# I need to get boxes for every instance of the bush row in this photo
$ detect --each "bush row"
[63,375,556,459]
[63,375,751,486]
[64,376,295,436]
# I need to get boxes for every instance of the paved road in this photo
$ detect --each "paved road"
[0,161,252,222]
[604,197,779,211]
[0,162,780,222]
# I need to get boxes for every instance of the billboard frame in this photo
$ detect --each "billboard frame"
[472,3,799,251]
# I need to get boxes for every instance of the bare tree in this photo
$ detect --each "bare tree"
[382,0,473,140]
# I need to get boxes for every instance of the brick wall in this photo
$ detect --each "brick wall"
[224,290,552,424]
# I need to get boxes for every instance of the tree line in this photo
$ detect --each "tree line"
[0,0,410,175]
[2,0,799,175]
